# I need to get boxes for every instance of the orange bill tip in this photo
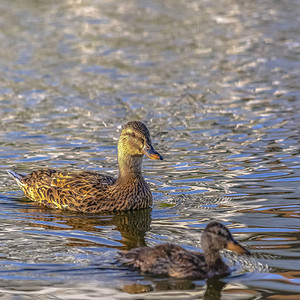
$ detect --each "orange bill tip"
[145,147,163,160]
[226,240,250,255]
[146,152,163,160]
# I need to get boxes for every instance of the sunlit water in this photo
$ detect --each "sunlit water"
[0,0,300,298]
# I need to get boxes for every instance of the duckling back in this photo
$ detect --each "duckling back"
[120,243,208,278]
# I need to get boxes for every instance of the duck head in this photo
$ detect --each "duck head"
[118,121,163,160]
[202,221,250,257]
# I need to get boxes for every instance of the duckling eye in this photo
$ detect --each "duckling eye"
[217,231,227,239]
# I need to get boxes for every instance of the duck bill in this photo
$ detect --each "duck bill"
[226,240,250,255]
[144,145,163,160]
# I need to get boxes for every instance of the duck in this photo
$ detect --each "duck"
[119,221,250,279]
[7,121,163,213]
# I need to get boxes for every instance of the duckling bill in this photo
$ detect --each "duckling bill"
[7,121,163,213]
[119,221,250,279]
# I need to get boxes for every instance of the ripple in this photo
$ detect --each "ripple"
[0,0,300,297]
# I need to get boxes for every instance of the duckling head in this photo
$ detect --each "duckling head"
[201,221,250,257]
[118,121,163,160]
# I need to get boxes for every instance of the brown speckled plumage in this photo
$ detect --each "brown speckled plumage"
[119,221,250,279]
[7,121,163,213]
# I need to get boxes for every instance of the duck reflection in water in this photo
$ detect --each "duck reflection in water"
[18,205,152,250]
[122,276,227,298]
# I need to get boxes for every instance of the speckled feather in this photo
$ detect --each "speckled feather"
[121,243,208,278]
[119,221,250,279]
[8,121,162,213]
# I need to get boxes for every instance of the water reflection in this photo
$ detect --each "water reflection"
[17,206,152,250]
[0,0,300,297]
[122,276,227,298]
[203,277,227,300]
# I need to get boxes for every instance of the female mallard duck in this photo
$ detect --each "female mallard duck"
[7,121,163,213]
[120,221,250,279]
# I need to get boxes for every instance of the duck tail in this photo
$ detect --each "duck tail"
[7,170,26,187]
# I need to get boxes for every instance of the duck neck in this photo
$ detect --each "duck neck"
[203,249,227,274]
[118,153,144,180]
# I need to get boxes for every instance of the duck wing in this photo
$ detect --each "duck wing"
[9,169,116,211]
[51,170,116,193]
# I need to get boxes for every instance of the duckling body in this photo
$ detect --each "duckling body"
[8,121,163,213]
[120,221,250,279]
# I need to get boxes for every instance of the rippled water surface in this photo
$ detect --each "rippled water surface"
[0,0,300,298]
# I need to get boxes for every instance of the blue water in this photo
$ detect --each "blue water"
[0,0,300,298]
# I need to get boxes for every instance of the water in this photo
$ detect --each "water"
[0,0,300,298]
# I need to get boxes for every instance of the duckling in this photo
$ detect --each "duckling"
[7,121,163,213]
[120,221,250,279]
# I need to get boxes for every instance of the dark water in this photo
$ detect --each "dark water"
[0,0,300,298]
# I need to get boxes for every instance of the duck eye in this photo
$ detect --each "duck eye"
[129,132,136,138]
